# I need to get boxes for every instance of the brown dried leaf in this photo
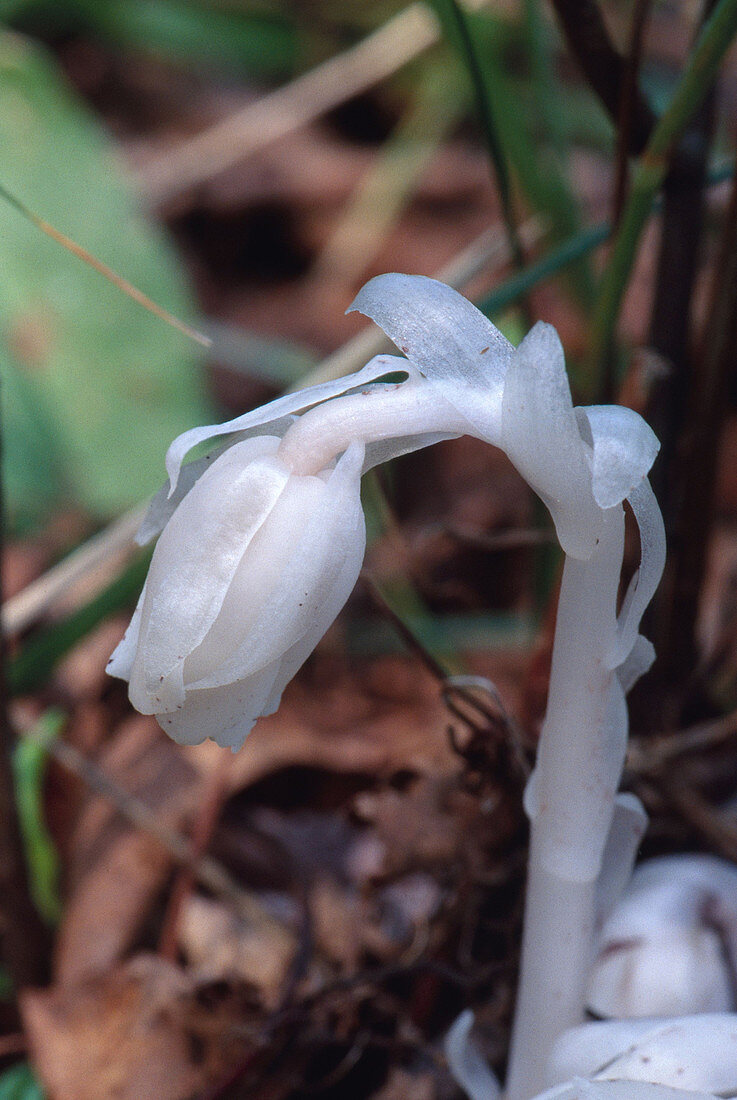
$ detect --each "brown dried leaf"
[22,955,252,1100]
[310,876,367,971]
[374,1067,437,1100]
[190,656,459,795]
[55,716,202,983]
[353,777,478,878]
[178,894,296,1009]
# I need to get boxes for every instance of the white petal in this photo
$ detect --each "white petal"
[607,478,666,668]
[182,472,329,686]
[261,487,367,716]
[502,323,602,558]
[589,855,737,1020]
[138,425,294,545]
[617,634,656,693]
[444,1010,502,1100]
[588,929,733,1020]
[577,406,660,510]
[106,578,148,681]
[165,355,411,493]
[127,438,289,713]
[535,1078,718,1100]
[186,441,366,691]
[595,792,648,925]
[349,273,513,442]
[549,1015,737,1094]
[362,430,460,471]
[156,658,283,750]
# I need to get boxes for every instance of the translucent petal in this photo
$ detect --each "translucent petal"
[182,472,329,686]
[156,657,283,750]
[589,855,737,1020]
[502,323,602,558]
[127,438,289,713]
[138,425,294,545]
[165,355,414,493]
[349,273,512,442]
[617,634,655,693]
[535,1078,718,1100]
[186,442,366,691]
[550,1014,737,1094]
[444,1011,502,1100]
[595,792,648,925]
[607,478,666,668]
[577,406,660,509]
[260,495,367,716]
[106,579,148,681]
[363,430,459,471]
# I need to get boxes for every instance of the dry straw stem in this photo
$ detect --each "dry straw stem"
[3,507,147,637]
[0,184,210,348]
[138,0,491,205]
[306,70,467,285]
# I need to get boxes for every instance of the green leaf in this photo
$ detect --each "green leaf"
[76,0,299,78]
[0,32,214,527]
[12,710,64,925]
[0,1062,45,1100]
[1,348,69,533]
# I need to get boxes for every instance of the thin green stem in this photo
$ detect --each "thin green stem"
[591,0,737,372]
[429,0,526,270]
[480,223,609,315]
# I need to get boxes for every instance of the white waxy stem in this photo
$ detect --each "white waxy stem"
[276,376,470,476]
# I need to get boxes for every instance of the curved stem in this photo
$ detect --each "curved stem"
[507,507,625,1100]
[276,381,470,475]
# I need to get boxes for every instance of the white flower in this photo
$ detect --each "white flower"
[109,273,664,759]
[107,356,416,750]
[107,345,469,750]
[588,855,737,1018]
[548,1014,737,1096]
[108,434,367,750]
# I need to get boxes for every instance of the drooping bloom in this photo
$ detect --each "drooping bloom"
[109,274,663,767]
[108,339,471,750]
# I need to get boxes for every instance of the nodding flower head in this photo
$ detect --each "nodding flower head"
[109,274,663,751]
[108,432,368,750]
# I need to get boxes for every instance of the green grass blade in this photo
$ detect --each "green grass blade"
[12,710,64,925]
[591,0,737,374]
[427,0,525,268]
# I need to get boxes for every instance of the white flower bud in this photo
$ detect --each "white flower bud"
[588,855,737,1018]
[108,434,367,750]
